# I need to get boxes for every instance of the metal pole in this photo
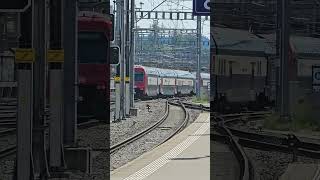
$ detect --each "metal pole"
[129,0,135,108]
[115,0,122,120]
[196,16,201,99]
[276,0,281,112]
[63,0,78,145]
[120,0,126,119]
[32,0,50,177]
[49,0,64,169]
[125,0,130,116]
[17,64,33,180]
[280,0,290,121]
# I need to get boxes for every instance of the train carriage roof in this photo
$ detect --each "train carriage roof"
[174,70,195,79]
[191,72,210,80]
[134,65,160,76]
[290,36,320,58]
[212,27,268,57]
[260,34,320,58]
[158,68,177,78]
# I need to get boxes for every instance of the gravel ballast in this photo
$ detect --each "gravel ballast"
[110,105,186,171]
[245,148,320,180]
[0,99,202,179]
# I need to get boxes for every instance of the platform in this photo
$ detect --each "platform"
[280,163,320,180]
[111,112,210,180]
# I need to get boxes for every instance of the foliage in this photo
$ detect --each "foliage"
[192,96,209,104]
[263,97,320,131]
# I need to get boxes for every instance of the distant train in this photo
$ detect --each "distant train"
[212,55,270,111]
[134,65,210,98]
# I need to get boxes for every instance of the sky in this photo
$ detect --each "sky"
[110,0,210,38]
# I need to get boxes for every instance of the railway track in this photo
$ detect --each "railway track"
[170,102,320,179]
[212,114,251,180]
[217,112,320,158]
[209,111,320,180]
[110,100,189,154]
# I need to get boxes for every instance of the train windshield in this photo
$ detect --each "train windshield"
[78,32,108,63]
[135,72,144,82]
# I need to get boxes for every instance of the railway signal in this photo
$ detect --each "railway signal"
[110,45,120,64]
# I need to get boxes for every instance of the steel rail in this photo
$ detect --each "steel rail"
[181,102,210,111]
[0,146,16,159]
[110,101,170,154]
[157,101,189,146]
[214,112,320,159]
[212,114,251,180]
[110,100,190,155]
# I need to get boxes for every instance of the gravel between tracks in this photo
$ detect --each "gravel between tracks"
[110,105,186,171]
[245,147,320,180]
[110,99,167,146]
[0,99,202,179]
[228,117,320,179]
[110,104,201,172]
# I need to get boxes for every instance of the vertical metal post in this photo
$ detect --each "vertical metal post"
[280,0,290,121]
[125,0,130,116]
[115,0,122,120]
[276,0,281,112]
[17,64,33,180]
[120,0,126,119]
[63,0,78,145]
[196,16,201,99]
[49,0,64,169]
[49,64,64,168]
[32,0,50,178]
[129,0,135,108]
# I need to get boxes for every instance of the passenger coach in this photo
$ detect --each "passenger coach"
[134,65,203,98]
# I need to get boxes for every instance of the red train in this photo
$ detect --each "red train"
[134,65,210,98]
[77,11,112,119]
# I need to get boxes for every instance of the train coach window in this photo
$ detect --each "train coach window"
[135,72,144,81]
[78,32,108,63]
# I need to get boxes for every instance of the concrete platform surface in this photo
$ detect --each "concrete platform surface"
[111,112,210,180]
[280,163,320,180]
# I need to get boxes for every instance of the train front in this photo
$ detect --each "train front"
[77,11,112,119]
[134,65,147,98]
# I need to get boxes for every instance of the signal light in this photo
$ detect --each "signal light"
[110,45,120,65]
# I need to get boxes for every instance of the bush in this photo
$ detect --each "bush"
[263,97,320,131]
[291,99,320,131]
[192,96,209,104]
[263,113,291,131]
